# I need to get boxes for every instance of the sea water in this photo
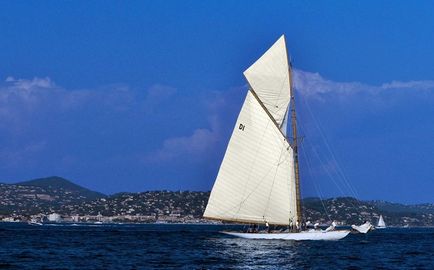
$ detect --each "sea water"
[0,223,433,269]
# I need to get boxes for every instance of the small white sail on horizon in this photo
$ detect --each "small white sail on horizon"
[377,215,386,229]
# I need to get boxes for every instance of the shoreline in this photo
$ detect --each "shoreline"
[1,221,433,228]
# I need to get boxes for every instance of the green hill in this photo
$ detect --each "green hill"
[17,176,105,200]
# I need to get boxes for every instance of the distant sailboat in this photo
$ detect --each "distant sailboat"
[203,35,350,241]
[376,215,386,229]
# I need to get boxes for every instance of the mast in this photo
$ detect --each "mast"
[289,63,303,228]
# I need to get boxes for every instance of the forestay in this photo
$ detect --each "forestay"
[243,35,291,127]
[203,91,297,225]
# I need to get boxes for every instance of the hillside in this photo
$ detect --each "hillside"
[17,176,105,200]
[1,177,434,226]
[369,200,434,214]
[0,176,105,215]
[302,197,433,226]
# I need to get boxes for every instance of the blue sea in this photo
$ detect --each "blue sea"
[0,223,433,269]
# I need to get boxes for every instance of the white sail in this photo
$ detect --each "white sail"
[243,35,291,127]
[351,222,373,234]
[377,215,386,228]
[203,91,297,225]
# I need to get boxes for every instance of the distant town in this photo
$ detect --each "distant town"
[1,176,434,226]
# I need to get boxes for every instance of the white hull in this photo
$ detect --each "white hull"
[375,226,386,229]
[222,230,350,241]
[28,221,43,226]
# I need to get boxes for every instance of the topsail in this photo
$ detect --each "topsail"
[243,35,292,127]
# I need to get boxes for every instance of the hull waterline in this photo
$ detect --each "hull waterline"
[222,230,350,241]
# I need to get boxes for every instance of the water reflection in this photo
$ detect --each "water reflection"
[205,235,300,269]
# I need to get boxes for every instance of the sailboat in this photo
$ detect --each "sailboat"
[376,215,386,229]
[203,35,350,241]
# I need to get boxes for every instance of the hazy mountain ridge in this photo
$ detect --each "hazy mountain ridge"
[368,200,434,214]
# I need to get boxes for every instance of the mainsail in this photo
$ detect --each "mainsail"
[204,35,297,225]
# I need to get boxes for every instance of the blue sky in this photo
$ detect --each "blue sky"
[1,1,433,203]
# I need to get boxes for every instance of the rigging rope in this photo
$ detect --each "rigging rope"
[300,137,332,222]
[297,97,362,210]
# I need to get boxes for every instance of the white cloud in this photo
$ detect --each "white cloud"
[10,77,55,90]
[147,128,219,162]
[145,70,434,165]
[380,80,434,90]
[143,84,177,114]
[143,86,243,163]
[0,76,141,136]
[0,77,181,171]
[1,77,70,110]
[4,72,433,166]
[146,84,177,100]
[292,69,434,98]
[144,109,220,164]
[0,77,184,135]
